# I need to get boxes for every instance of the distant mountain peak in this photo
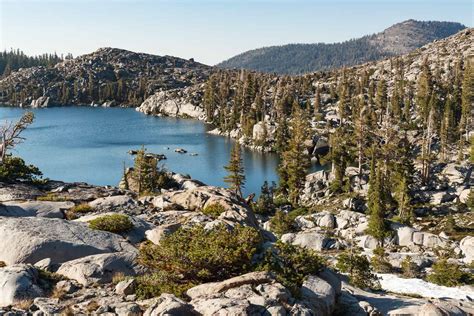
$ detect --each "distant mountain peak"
[217,20,466,75]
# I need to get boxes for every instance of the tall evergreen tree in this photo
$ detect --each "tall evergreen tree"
[224,143,246,197]
[366,161,389,244]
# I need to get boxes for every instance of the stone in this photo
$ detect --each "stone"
[187,271,273,299]
[55,280,78,294]
[163,186,258,228]
[31,297,62,315]
[0,216,135,265]
[116,279,137,296]
[0,264,44,307]
[88,195,135,212]
[144,293,196,316]
[56,252,140,286]
[145,223,181,245]
[113,302,142,316]
[356,235,379,250]
[281,231,336,251]
[0,201,73,218]
[460,236,474,264]
[0,183,43,202]
[318,213,336,229]
[300,275,336,316]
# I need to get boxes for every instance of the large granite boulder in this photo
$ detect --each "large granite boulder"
[162,186,258,228]
[0,201,74,218]
[56,252,140,286]
[300,275,337,316]
[460,236,474,264]
[0,216,135,265]
[187,272,290,316]
[0,264,44,307]
[144,294,197,316]
[281,230,338,251]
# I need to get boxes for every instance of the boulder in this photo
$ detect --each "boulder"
[300,275,337,316]
[187,271,273,299]
[460,236,474,264]
[0,201,73,218]
[0,216,135,265]
[356,235,379,250]
[0,264,44,307]
[281,230,337,251]
[56,252,140,286]
[145,223,181,245]
[88,195,136,213]
[144,293,196,316]
[0,183,43,202]
[163,186,258,228]
[115,279,137,296]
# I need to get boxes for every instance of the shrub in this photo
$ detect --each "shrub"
[88,214,133,234]
[0,261,6,267]
[66,203,94,220]
[401,256,420,278]
[260,241,325,297]
[466,189,474,211]
[202,203,226,219]
[336,251,380,290]
[37,270,64,296]
[37,193,67,202]
[137,224,261,299]
[269,210,294,235]
[426,259,472,287]
[371,247,393,273]
[0,155,42,183]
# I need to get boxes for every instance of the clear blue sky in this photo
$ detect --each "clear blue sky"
[0,0,472,65]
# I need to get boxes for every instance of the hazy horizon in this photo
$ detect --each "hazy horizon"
[0,0,472,65]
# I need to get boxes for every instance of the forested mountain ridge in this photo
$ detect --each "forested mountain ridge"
[0,47,211,107]
[217,20,466,74]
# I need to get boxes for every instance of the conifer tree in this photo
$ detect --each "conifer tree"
[224,143,246,197]
[395,176,413,224]
[459,60,473,158]
[367,161,389,244]
[279,104,311,205]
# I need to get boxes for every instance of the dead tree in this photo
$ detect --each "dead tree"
[0,111,34,163]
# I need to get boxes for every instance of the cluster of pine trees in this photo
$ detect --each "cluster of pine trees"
[219,55,472,244]
[0,49,68,76]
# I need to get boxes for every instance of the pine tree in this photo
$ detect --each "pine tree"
[395,175,413,224]
[132,147,159,195]
[375,78,387,123]
[459,60,473,159]
[224,143,246,197]
[366,161,389,244]
[279,104,311,205]
[416,57,433,125]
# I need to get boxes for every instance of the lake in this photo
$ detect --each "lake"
[0,106,290,196]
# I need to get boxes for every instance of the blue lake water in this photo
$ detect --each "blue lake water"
[0,106,290,196]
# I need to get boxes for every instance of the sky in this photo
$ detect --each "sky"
[0,0,472,65]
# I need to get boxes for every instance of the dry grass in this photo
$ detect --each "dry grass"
[14,299,33,310]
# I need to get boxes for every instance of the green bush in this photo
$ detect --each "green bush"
[137,224,262,299]
[401,256,420,278]
[66,203,94,220]
[202,203,226,219]
[37,193,67,202]
[426,259,472,287]
[260,241,325,297]
[336,251,380,290]
[370,247,393,273]
[0,155,42,183]
[269,210,294,235]
[88,214,134,234]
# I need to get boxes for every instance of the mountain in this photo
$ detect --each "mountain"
[217,20,466,75]
[0,47,211,107]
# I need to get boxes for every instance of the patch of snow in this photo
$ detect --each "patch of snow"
[378,274,474,301]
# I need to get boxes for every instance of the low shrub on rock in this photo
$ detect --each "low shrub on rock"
[137,224,262,299]
[88,214,134,234]
[201,203,226,219]
[0,155,43,183]
[260,241,325,297]
[426,259,472,287]
[371,247,393,273]
[336,250,380,290]
[401,256,421,278]
[66,203,94,220]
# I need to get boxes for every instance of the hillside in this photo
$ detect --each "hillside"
[0,47,211,107]
[217,20,466,75]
